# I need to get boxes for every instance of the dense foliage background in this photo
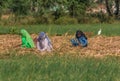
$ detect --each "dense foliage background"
[0,0,119,25]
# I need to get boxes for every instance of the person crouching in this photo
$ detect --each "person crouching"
[71,30,88,47]
[36,32,53,52]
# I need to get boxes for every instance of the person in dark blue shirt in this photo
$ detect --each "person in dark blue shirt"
[71,30,88,47]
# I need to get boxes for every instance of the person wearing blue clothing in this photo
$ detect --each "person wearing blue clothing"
[71,30,88,47]
[36,32,53,52]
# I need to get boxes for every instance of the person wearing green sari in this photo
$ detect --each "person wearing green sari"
[20,29,35,48]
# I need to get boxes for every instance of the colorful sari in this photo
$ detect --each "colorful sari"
[20,29,35,48]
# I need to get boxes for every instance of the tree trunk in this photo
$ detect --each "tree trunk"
[114,0,119,16]
[105,0,113,16]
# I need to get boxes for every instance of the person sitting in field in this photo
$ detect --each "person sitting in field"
[20,29,35,48]
[70,30,88,47]
[36,32,53,52]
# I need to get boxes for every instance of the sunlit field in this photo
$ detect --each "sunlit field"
[0,24,120,81]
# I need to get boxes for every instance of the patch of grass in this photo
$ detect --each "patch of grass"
[0,53,120,81]
[0,23,120,36]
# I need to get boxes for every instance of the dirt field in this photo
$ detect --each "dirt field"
[0,34,120,57]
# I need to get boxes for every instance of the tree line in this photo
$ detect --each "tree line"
[0,0,119,25]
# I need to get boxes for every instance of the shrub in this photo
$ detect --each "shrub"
[77,16,100,24]
[35,14,54,24]
[19,16,36,25]
[55,16,78,25]
[8,27,19,34]
[90,18,100,23]
[94,13,116,23]
[0,16,15,26]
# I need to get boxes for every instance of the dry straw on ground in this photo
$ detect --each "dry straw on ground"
[0,34,120,57]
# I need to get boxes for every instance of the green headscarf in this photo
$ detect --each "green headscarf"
[20,29,35,48]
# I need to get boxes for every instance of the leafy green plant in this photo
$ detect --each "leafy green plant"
[8,27,19,34]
